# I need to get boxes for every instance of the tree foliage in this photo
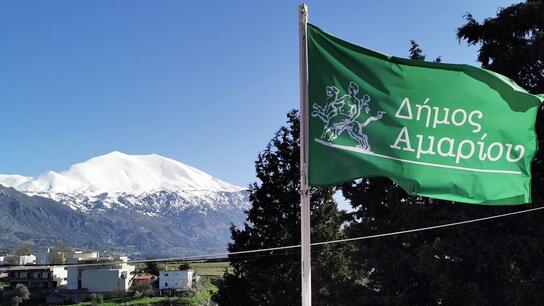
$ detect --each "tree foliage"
[13,245,32,256]
[47,243,74,264]
[131,280,153,297]
[10,296,22,306]
[215,110,353,305]
[89,293,103,306]
[178,263,191,271]
[457,0,544,93]
[409,40,426,61]
[4,244,33,265]
[144,257,160,277]
[409,40,442,63]
[11,284,30,306]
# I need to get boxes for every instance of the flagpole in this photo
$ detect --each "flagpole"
[298,3,311,306]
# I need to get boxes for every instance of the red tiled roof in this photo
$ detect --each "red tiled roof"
[134,275,154,280]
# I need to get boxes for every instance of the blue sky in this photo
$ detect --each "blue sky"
[0,0,517,193]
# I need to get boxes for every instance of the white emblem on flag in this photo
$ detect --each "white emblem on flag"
[311,81,385,151]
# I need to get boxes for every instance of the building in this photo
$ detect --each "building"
[4,254,37,265]
[71,251,99,261]
[18,254,37,265]
[159,270,197,290]
[0,254,37,265]
[6,267,67,290]
[66,253,135,293]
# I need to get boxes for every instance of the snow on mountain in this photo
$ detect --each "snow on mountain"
[0,151,242,194]
[0,151,248,213]
[0,174,32,187]
[0,152,249,255]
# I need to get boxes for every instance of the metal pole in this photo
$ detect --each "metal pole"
[298,4,311,306]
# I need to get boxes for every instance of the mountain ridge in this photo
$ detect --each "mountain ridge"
[0,152,249,255]
[0,151,243,195]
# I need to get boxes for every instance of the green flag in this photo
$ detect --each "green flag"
[307,24,543,205]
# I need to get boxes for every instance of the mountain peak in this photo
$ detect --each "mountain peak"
[0,152,243,195]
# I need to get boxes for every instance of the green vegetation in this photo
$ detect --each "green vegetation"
[68,297,172,306]
[189,261,231,277]
[4,243,34,265]
[89,293,104,306]
[143,258,160,277]
[135,260,231,277]
[47,243,75,264]
[11,284,30,306]
[215,111,350,305]
[66,277,217,306]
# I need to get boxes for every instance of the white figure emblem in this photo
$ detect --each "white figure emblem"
[312,81,385,151]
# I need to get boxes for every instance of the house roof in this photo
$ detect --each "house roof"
[134,274,154,280]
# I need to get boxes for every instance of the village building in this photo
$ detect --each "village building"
[66,252,135,292]
[0,254,36,265]
[5,266,67,290]
[159,270,198,291]
[18,254,37,265]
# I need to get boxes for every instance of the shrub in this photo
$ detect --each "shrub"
[10,296,23,306]
[13,284,30,301]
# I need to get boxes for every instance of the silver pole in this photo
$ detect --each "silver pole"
[298,4,311,306]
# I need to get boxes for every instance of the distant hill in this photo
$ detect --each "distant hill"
[0,152,249,257]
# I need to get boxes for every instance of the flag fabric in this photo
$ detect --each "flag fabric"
[307,24,543,205]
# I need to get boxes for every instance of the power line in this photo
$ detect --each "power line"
[312,206,544,246]
[1,205,543,271]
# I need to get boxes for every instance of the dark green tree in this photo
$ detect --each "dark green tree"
[178,263,191,271]
[4,244,33,265]
[409,40,426,60]
[144,258,160,277]
[409,40,442,62]
[131,280,153,297]
[10,296,22,306]
[215,110,354,305]
[457,0,544,93]
[10,284,30,306]
[341,1,544,304]
[89,293,103,306]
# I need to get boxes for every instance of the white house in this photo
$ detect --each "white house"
[18,254,37,265]
[67,254,135,292]
[159,270,196,290]
[48,267,68,287]
[0,254,36,265]
[71,251,99,261]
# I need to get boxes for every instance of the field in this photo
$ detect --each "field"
[188,261,231,276]
[136,260,231,277]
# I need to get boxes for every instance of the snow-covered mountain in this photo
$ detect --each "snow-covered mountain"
[1,151,242,194]
[0,152,250,255]
[0,151,248,213]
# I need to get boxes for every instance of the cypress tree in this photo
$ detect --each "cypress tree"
[215,110,353,305]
